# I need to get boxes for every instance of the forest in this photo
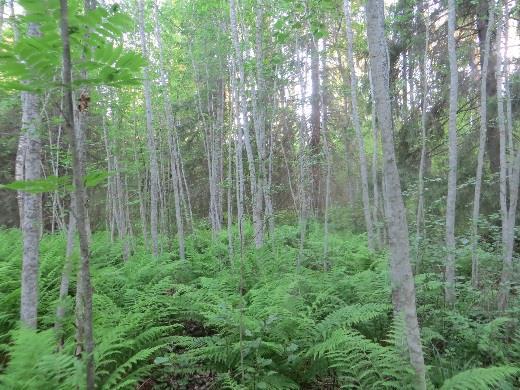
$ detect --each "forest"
[0,0,519,388]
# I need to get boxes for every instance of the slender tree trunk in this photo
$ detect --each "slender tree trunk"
[254,0,272,238]
[366,1,426,387]
[12,0,24,228]
[227,140,234,263]
[59,1,94,388]
[309,36,321,214]
[153,0,185,260]
[55,194,76,347]
[297,44,309,270]
[416,5,429,271]
[229,0,263,248]
[471,1,495,288]
[496,5,519,310]
[19,23,42,329]
[322,41,332,267]
[445,0,459,306]
[0,1,5,42]
[369,69,383,250]
[137,0,160,257]
[230,41,246,267]
[343,0,375,252]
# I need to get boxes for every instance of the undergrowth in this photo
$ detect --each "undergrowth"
[0,223,518,389]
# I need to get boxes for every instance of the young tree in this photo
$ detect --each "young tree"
[415,3,429,270]
[496,3,520,310]
[365,0,426,387]
[153,0,185,260]
[137,0,160,257]
[343,0,375,252]
[444,0,458,306]
[19,22,42,329]
[229,0,263,248]
[59,0,94,387]
[471,1,495,287]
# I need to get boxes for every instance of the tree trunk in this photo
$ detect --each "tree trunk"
[0,1,5,42]
[322,41,332,268]
[368,69,383,250]
[297,44,309,270]
[471,1,495,288]
[444,0,459,306]
[309,36,321,214]
[415,4,429,272]
[254,0,273,238]
[19,22,42,329]
[343,0,375,252]
[496,4,519,310]
[153,0,185,260]
[59,1,94,388]
[366,1,427,387]
[55,194,76,347]
[229,0,263,248]
[478,0,499,173]
[137,0,160,258]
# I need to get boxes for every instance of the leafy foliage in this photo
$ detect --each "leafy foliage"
[0,225,519,388]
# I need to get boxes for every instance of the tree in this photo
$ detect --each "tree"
[229,0,264,248]
[137,0,160,258]
[59,0,94,387]
[496,1,520,311]
[153,0,185,260]
[444,0,458,306]
[471,0,495,288]
[343,0,375,252]
[19,22,42,329]
[365,0,427,387]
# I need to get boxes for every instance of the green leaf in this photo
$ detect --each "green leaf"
[0,176,70,193]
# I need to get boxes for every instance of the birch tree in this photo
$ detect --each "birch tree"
[229,0,263,248]
[19,22,42,329]
[343,0,375,252]
[415,3,429,270]
[366,0,426,386]
[153,0,185,260]
[496,4,520,310]
[471,1,495,287]
[444,0,458,306]
[253,0,273,238]
[137,0,160,257]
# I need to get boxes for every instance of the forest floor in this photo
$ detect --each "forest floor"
[0,224,519,389]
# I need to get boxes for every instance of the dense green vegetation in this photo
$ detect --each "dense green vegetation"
[0,223,519,389]
[1,0,520,388]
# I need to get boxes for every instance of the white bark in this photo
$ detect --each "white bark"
[229,0,263,248]
[368,69,383,250]
[227,140,234,262]
[137,0,160,258]
[343,0,375,252]
[153,0,185,260]
[471,1,495,288]
[322,41,332,267]
[416,5,429,271]
[254,0,273,238]
[19,22,42,330]
[297,43,309,270]
[366,1,427,387]
[445,0,458,306]
[496,4,519,310]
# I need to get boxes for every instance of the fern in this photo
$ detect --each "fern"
[440,366,518,389]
